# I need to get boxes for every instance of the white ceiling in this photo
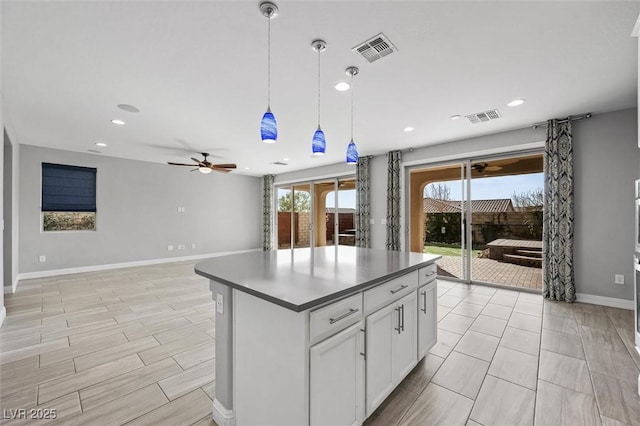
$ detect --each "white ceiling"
[2,1,638,176]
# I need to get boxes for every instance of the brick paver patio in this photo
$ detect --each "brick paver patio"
[436,255,542,290]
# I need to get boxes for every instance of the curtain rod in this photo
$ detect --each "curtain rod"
[531,113,592,130]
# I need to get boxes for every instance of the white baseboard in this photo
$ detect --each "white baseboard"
[576,292,634,310]
[212,398,235,426]
[0,306,6,327]
[14,248,262,290]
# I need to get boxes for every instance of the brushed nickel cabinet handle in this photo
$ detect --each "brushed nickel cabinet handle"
[395,307,402,334]
[329,308,359,324]
[390,284,408,294]
[421,291,427,313]
[400,304,405,332]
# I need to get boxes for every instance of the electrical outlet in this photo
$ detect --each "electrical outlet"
[167,245,174,251]
[369,218,375,225]
[615,274,624,285]
[216,293,224,314]
[178,244,185,250]
[177,207,181,213]
[39,255,46,263]
[381,218,387,225]
[191,243,196,249]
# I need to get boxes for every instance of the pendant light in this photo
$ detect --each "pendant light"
[311,39,327,155]
[345,66,359,164]
[259,2,279,143]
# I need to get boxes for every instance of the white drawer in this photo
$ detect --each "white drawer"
[364,271,418,315]
[418,263,437,285]
[310,293,363,344]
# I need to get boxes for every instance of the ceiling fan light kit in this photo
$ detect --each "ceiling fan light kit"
[260,2,278,144]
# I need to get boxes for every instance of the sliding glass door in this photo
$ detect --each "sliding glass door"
[409,152,544,290]
[276,176,356,249]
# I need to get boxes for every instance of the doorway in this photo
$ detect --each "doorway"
[276,176,356,249]
[409,153,544,290]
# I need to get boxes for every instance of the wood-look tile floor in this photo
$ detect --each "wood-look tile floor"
[0,261,216,425]
[2,263,639,425]
[365,280,640,426]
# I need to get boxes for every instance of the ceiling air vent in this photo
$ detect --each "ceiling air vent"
[271,161,288,166]
[353,33,397,63]
[465,109,502,124]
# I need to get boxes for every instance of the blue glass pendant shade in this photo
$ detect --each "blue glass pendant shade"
[346,139,359,164]
[261,108,277,143]
[312,127,326,155]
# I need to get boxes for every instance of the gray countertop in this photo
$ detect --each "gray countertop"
[194,246,440,312]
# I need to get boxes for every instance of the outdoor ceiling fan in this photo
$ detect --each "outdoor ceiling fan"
[471,162,502,173]
[167,153,237,174]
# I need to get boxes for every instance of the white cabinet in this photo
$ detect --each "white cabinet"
[417,280,437,359]
[310,321,365,426]
[365,291,418,416]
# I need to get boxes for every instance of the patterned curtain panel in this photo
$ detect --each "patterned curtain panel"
[543,120,575,302]
[262,174,275,251]
[356,156,371,248]
[386,150,402,251]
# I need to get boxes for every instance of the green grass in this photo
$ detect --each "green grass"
[424,244,480,257]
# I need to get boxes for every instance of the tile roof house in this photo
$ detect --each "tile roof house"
[423,198,515,214]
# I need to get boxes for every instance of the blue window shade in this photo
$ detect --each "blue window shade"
[42,163,97,212]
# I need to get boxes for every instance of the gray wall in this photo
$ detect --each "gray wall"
[275,108,638,301]
[19,145,262,273]
[573,108,637,300]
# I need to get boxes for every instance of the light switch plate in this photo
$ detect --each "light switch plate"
[614,274,624,285]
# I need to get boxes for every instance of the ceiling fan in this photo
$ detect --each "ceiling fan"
[167,153,237,174]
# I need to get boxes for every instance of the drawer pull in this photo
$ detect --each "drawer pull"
[329,308,359,324]
[420,291,427,313]
[390,284,409,295]
[424,271,436,277]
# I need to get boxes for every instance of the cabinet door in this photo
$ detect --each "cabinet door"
[365,302,397,416]
[310,322,365,426]
[393,291,418,382]
[417,281,437,359]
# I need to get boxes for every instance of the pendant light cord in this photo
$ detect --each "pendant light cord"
[350,72,354,141]
[317,48,321,126]
[267,14,271,108]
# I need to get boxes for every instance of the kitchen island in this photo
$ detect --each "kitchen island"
[195,246,440,426]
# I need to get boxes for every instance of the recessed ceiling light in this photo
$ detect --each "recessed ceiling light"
[117,104,140,113]
[111,119,126,125]
[507,99,525,107]
[95,142,107,147]
[334,82,350,91]
[244,167,250,170]
[403,127,414,132]
[450,115,461,120]
[283,158,289,161]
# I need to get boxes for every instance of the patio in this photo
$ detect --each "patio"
[436,255,542,290]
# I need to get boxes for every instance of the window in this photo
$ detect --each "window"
[42,163,97,231]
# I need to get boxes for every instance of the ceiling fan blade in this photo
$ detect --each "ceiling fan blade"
[211,163,237,169]
[168,162,198,166]
[485,166,502,171]
[191,168,199,172]
[191,157,205,166]
[212,168,232,174]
